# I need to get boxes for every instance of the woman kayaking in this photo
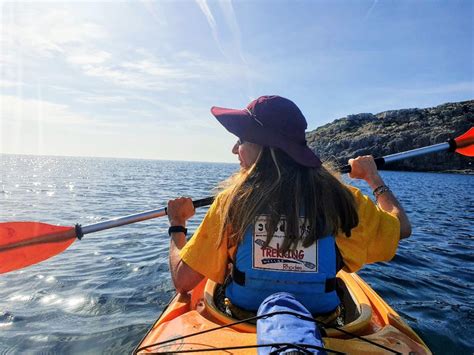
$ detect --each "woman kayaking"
[166,95,411,315]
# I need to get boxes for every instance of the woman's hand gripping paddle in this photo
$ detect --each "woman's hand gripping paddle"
[0,197,214,274]
[340,127,474,173]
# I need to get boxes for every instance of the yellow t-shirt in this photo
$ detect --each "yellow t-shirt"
[179,186,400,284]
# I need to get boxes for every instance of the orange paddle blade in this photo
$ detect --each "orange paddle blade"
[455,127,474,156]
[0,222,77,274]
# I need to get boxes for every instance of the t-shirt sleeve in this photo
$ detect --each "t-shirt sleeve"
[179,193,232,284]
[335,186,401,273]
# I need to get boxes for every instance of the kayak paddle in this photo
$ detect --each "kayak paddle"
[340,127,474,173]
[0,197,214,274]
[0,128,472,274]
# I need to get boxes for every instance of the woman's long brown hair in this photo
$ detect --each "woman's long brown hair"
[216,147,359,251]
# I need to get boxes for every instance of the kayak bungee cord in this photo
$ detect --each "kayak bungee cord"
[136,342,336,354]
[136,342,337,354]
[134,310,402,354]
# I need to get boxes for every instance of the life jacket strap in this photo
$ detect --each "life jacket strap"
[232,264,246,286]
[325,277,337,293]
[232,264,337,293]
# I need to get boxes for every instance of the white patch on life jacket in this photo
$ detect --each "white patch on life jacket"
[252,215,318,273]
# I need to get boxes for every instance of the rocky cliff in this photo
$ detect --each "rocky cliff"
[306,100,473,172]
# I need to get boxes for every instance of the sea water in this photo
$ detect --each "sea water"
[0,154,472,354]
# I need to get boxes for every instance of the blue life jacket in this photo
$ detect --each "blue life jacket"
[225,215,340,314]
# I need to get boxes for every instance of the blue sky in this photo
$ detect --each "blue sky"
[1,0,472,162]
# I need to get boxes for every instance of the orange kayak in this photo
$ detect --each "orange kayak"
[134,271,431,354]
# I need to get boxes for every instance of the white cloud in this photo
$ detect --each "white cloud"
[75,95,127,104]
[140,0,168,27]
[8,0,119,2]
[78,52,246,92]
[194,0,252,94]
[1,3,252,98]
[81,64,163,90]
[0,95,92,125]
[0,95,148,135]
[1,8,108,60]
[365,0,379,20]
[1,5,114,96]
[195,0,231,61]
[195,0,218,33]
[195,0,246,63]
[121,60,199,80]
[218,0,246,64]
[67,50,112,65]
[0,80,21,88]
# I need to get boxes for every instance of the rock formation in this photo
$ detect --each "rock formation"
[306,100,473,173]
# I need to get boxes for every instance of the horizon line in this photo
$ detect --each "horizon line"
[0,151,239,165]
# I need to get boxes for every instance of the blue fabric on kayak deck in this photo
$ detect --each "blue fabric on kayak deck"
[256,292,326,355]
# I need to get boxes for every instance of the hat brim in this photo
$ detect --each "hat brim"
[211,106,321,168]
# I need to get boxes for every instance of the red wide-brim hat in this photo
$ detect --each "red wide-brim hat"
[211,95,321,168]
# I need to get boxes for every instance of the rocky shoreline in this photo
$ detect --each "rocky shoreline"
[306,100,473,173]
[433,169,473,175]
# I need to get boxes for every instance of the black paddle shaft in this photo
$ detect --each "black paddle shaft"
[340,157,385,174]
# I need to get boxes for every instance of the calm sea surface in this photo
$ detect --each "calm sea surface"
[0,154,473,354]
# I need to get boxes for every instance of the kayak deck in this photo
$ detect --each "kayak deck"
[135,271,431,354]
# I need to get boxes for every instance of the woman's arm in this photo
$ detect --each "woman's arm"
[349,156,412,239]
[167,197,204,293]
